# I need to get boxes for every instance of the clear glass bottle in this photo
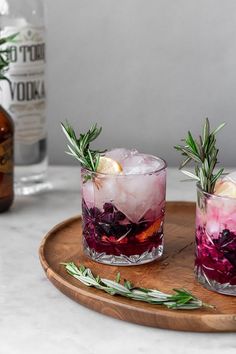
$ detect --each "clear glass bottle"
[0,0,49,195]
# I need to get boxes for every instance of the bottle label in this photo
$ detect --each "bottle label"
[0,137,13,174]
[1,26,46,145]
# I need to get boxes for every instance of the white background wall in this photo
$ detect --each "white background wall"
[46,0,236,166]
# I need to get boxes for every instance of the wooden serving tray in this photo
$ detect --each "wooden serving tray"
[39,202,236,332]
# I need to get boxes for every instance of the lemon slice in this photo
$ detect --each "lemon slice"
[214,180,236,198]
[97,156,123,175]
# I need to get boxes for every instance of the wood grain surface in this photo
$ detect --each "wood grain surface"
[39,202,236,332]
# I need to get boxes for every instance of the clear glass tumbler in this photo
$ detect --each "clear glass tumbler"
[81,157,167,266]
[195,185,236,295]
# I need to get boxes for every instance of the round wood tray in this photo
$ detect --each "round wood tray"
[39,202,236,332]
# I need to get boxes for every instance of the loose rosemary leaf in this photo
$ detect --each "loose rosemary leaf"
[62,262,214,310]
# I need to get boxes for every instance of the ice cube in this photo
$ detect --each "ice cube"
[105,149,164,175]
[206,196,236,236]
[82,180,94,208]
[93,176,118,210]
[115,175,153,223]
[224,171,236,184]
[122,153,163,175]
[114,171,166,223]
[105,148,133,164]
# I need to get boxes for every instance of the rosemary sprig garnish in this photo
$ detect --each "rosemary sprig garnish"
[174,118,225,193]
[0,33,18,82]
[61,122,104,171]
[62,262,214,310]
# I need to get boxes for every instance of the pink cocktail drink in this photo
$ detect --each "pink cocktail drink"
[81,149,166,265]
[196,183,236,295]
[174,118,235,294]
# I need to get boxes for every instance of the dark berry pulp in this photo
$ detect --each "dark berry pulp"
[82,199,164,257]
[195,227,236,285]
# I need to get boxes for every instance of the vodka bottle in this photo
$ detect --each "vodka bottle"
[0,0,48,195]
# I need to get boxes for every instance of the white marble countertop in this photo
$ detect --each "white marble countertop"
[1,166,236,354]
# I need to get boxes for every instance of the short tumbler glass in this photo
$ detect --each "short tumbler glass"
[81,157,167,266]
[195,185,236,295]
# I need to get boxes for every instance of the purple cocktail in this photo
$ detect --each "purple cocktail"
[195,180,236,295]
[81,149,166,265]
[174,118,235,295]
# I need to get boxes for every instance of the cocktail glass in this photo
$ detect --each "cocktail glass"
[81,152,166,266]
[195,184,236,295]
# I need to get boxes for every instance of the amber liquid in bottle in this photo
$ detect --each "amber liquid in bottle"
[0,105,14,212]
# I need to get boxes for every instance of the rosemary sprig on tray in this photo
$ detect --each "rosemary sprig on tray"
[61,122,104,171]
[0,33,18,81]
[174,118,225,193]
[62,262,214,310]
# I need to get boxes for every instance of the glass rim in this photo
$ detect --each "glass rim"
[82,154,167,177]
[196,183,236,201]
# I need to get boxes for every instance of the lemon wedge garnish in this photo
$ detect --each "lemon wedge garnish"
[214,180,236,198]
[97,156,123,175]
